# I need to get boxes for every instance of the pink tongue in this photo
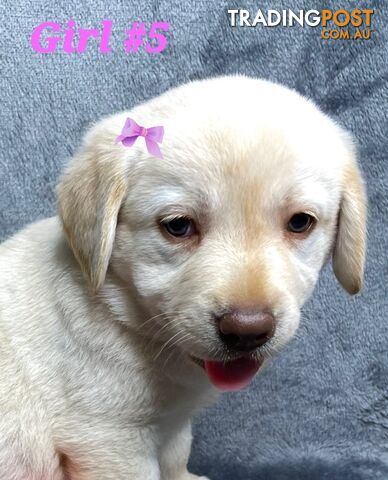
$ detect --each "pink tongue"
[204,358,262,392]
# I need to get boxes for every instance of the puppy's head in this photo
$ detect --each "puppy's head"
[57,77,367,390]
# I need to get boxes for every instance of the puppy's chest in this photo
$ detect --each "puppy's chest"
[58,355,202,426]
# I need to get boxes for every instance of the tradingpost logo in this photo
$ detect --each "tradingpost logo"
[227,8,375,40]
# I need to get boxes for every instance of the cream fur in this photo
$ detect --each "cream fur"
[0,76,367,479]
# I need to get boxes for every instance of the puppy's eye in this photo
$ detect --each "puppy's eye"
[162,217,195,238]
[287,213,315,234]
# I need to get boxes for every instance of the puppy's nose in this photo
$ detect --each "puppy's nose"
[217,309,275,352]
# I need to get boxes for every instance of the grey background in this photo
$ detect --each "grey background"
[1,1,387,478]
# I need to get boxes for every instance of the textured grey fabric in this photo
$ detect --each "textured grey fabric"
[1,1,387,479]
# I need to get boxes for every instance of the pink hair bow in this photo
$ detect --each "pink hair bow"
[115,117,164,159]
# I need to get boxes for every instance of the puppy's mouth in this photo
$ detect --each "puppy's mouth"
[190,356,262,392]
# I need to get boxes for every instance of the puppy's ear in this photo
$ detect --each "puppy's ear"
[57,129,127,291]
[333,156,367,295]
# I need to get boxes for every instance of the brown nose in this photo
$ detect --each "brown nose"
[217,309,275,352]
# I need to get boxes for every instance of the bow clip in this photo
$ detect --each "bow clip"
[116,117,164,159]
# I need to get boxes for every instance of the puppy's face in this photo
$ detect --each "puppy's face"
[58,77,366,389]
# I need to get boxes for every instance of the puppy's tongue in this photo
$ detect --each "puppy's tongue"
[204,358,261,391]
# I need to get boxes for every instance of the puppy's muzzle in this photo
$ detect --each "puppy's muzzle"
[216,308,275,352]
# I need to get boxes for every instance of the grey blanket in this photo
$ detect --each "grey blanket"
[1,1,387,478]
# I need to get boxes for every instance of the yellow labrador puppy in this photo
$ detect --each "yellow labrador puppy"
[0,76,366,480]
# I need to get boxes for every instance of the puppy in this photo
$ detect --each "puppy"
[0,76,366,480]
